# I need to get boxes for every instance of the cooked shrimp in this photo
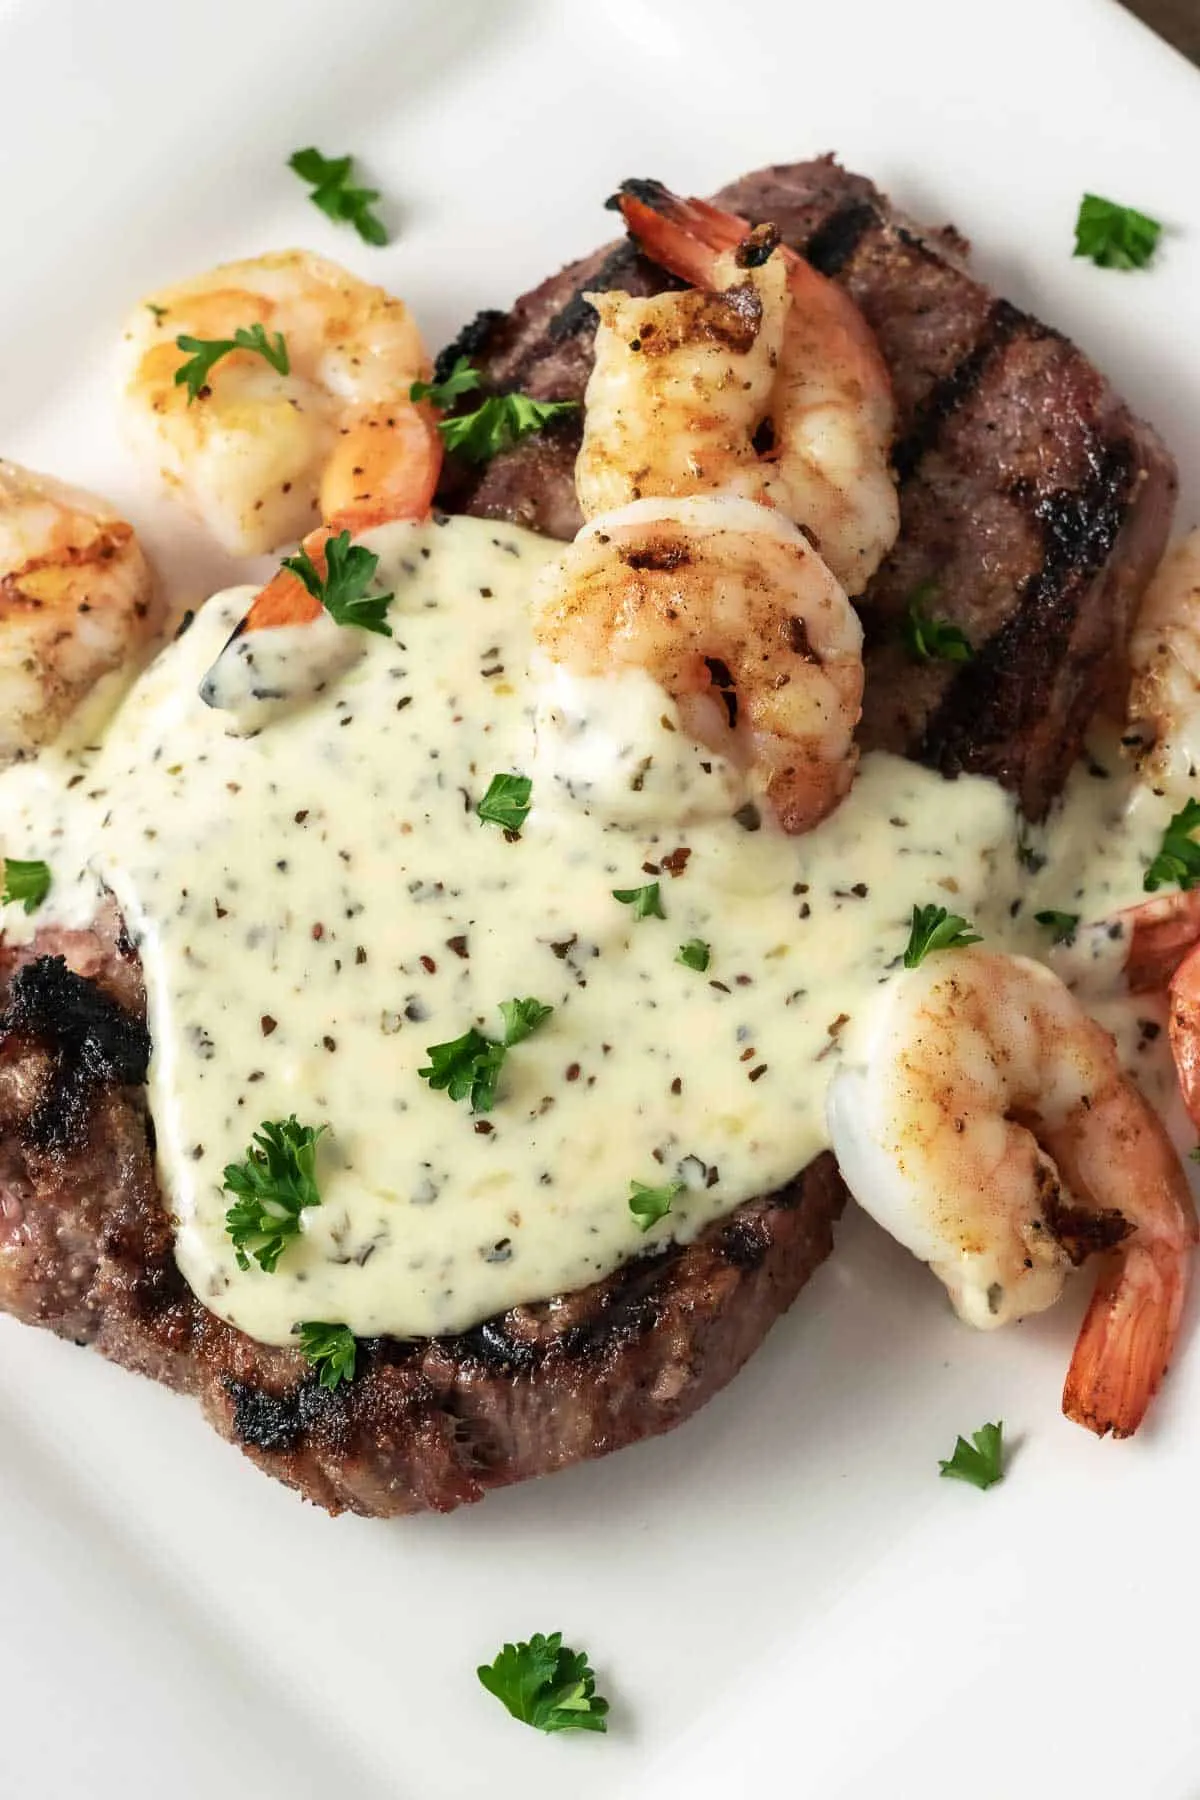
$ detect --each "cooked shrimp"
[1127,531,1200,794]
[827,948,1197,1437]
[0,459,156,764]
[573,181,898,596]
[122,249,441,556]
[534,494,864,833]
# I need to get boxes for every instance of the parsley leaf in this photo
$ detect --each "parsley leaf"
[1,858,51,914]
[420,998,553,1114]
[222,1117,327,1273]
[938,1420,1005,1491]
[1034,909,1080,945]
[297,1321,357,1389]
[903,903,982,968]
[613,881,665,920]
[1144,798,1200,892]
[1073,193,1162,271]
[904,583,973,663]
[174,323,289,404]
[281,530,394,637]
[288,146,388,246]
[677,938,710,972]
[410,356,483,410]
[146,302,168,324]
[435,388,578,465]
[628,1177,683,1232]
[477,772,532,835]
[477,1633,609,1734]
[499,996,554,1045]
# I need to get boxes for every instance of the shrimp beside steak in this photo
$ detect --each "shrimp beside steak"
[827,948,1197,1438]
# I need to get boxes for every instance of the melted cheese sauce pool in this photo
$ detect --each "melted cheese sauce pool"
[0,516,1185,1342]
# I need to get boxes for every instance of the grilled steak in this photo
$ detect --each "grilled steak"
[0,904,843,1515]
[0,160,1175,1516]
[438,157,1176,821]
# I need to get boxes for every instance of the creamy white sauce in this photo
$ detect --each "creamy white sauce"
[0,515,1185,1345]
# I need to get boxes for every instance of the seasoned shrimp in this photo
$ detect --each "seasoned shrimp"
[573,182,898,596]
[534,494,864,833]
[1127,530,1200,793]
[827,948,1197,1437]
[122,249,441,556]
[0,459,156,764]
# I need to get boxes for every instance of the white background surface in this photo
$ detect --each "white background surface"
[2,1,1200,1795]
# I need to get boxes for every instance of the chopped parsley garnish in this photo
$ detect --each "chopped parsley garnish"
[410,355,483,410]
[1073,193,1162,271]
[938,1420,1005,1491]
[613,881,665,921]
[420,998,554,1114]
[222,1117,327,1273]
[903,903,982,968]
[903,583,973,663]
[146,302,168,323]
[287,146,388,246]
[409,357,577,464]
[628,1177,683,1232]
[677,938,711,972]
[281,530,394,637]
[1034,909,1081,945]
[297,1321,357,1389]
[174,323,289,404]
[1144,798,1200,892]
[477,1633,609,1735]
[477,772,532,835]
[1,858,51,914]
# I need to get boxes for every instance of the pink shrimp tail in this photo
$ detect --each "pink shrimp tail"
[1169,940,1200,1128]
[612,181,746,285]
[1063,1237,1193,1438]
[1126,889,1200,994]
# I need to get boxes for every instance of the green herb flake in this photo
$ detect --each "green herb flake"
[297,1321,357,1389]
[938,1420,1005,1491]
[410,355,483,410]
[288,146,388,246]
[903,582,973,664]
[476,773,532,835]
[903,903,982,969]
[420,999,553,1114]
[477,1632,609,1735]
[174,323,289,404]
[613,881,665,921]
[281,530,394,637]
[433,386,577,465]
[222,1117,327,1273]
[1073,193,1162,271]
[1,858,51,914]
[1144,798,1200,893]
[677,938,710,972]
[628,1177,683,1233]
[1034,909,1081,945]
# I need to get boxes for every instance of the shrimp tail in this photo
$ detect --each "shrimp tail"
[610,180,759,285]
[1063,1240,1190,1437]
[1169,946,1200,1126]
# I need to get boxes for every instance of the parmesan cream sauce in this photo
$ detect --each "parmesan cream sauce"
[0,515,1185,1343]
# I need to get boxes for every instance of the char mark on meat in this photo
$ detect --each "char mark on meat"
[0,955,150,1151]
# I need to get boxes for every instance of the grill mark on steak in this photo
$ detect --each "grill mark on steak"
[891,298,1032,484]
[0,954,150,1151]
[801,198,880,275]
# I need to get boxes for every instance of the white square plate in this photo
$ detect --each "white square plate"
[3,2,1199,1795]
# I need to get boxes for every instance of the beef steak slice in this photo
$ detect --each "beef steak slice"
[0,905,844,1517]
[437,157,1176,822]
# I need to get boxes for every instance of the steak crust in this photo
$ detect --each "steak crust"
[437,157,1176,821]
[0,907,845,1516]
[0,159,1175,1515]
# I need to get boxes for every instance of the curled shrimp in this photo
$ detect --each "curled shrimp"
[0,459,156,764]
[534,494,863,833]
[122,249,441,557]
[1127,530,1200,794]
[827,948,1197,1437]
[574,180,898,597]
